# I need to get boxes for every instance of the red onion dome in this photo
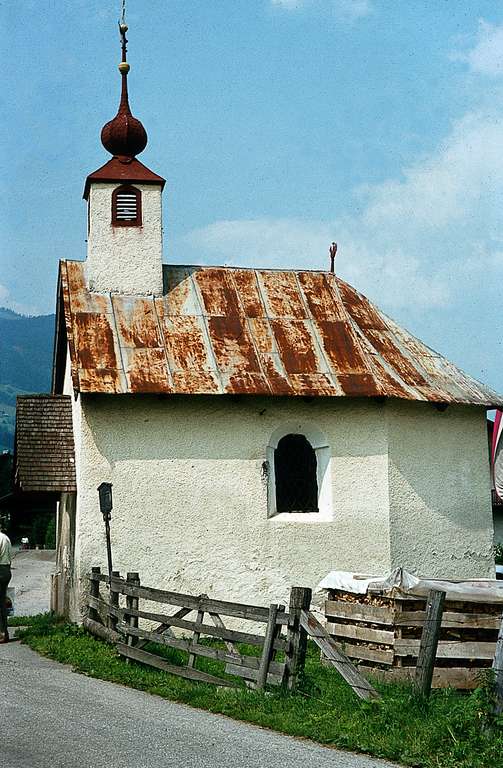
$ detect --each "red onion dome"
[101,61,147,161]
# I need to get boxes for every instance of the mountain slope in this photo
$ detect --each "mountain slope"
[0,309,55,450]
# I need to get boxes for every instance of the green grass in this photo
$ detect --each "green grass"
[8,614,44,626]
[19,615,503,768]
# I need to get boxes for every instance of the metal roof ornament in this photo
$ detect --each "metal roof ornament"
[100,16,148,163]
[329,242,337,274]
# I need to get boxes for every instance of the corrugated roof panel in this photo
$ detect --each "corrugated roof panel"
[122,347,171,394]
[232,269,265,317]
[297,271,346,322]
[196,268,241,317]
[259,270,307,319]
[56,261,503,407]
[207,315,264,384]
[270,319,321,375]
[165,267,202,316]
[113,296,162,348]
[74,312,118,370]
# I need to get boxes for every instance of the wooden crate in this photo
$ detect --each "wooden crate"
[325,589,502,689]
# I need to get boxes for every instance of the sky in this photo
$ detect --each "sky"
[1,1,503,393]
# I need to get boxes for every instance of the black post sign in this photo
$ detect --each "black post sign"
[98,482,113,585]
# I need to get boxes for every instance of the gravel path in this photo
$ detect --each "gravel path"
[1,642,401,768]
[10,549,56,616]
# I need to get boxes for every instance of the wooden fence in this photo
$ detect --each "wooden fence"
[84,568,308,690]
[84,568,379,700]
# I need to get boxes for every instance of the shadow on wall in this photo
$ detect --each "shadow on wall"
[387,401,493,534]
[83,393,389,464]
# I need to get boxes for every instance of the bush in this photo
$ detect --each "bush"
[495,543,503,566]
[44,516,56,550]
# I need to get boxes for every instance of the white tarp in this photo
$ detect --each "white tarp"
[317,567,503,603]
[492,410,503,502]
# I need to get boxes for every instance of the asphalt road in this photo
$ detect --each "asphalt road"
[1,642,400,768]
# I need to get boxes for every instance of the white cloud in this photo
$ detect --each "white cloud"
[183,108,503,312]
[0,283,41,316]
[453,20,503,76]
[271,0,373,21]
[271,0,303,8]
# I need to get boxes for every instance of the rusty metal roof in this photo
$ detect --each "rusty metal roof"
[55,260,503,407]
[14,395,76,493]
[83,158,165,200]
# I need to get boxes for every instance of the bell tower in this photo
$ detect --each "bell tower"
[84,21,165,296]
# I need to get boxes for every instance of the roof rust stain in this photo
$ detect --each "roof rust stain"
[338,279,389,331]
[196,268,241,317]
[79,367,123,393]
[298,271,346,323]
[365,329,428,387]
[74,312,118,371]
[208,316,262,375]
[113,296,161,348]
[315,320,370,374]
[125,348,171,393]
[66,260,109,314]
[232,269,265,317]
[55,260,503,407]
[271,319,319,374]
[259,271,307,318]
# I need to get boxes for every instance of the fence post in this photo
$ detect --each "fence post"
[188,594,206,669]
[108,570,120,633]
[256,604,280,690]
[285,586,312,690]
[492,609,503,718]
[125,572,140,659]
[89,567,101,624]
[415,589,445,697]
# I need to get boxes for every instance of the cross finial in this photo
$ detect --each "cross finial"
[329,242,338,273]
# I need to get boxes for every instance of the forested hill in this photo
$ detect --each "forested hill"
[0,308,55,451]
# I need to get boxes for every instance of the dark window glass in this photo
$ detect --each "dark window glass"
[274,434,318,513]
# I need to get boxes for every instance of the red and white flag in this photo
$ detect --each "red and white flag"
[492,410,503,502]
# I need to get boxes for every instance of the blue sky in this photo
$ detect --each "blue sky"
[1,1,503,393]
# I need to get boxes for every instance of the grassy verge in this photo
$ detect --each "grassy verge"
[19,615,503,768]
[8,614,44,627]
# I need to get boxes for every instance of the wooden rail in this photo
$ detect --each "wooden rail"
[85,568,299,690]
[300,610,380,701]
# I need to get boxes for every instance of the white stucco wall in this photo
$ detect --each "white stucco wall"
[387,401,495,578]
[71,395,391,618]
[65,392,495,620]
[86,182,163,296]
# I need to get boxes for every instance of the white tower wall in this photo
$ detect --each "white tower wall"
[86,182,163,296]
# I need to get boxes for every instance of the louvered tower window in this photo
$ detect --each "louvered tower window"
[112,185,142,226]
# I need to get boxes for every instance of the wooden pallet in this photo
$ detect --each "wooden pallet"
[325,591,501,689]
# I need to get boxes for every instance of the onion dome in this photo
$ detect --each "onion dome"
[101,24,147,162]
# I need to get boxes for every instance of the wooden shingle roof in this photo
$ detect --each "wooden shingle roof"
[14,395,76,493]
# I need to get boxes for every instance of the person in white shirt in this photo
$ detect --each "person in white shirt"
[0,528,12,643]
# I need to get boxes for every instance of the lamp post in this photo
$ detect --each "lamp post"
[98,482,113,585]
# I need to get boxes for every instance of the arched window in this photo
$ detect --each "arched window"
[112,184,142,226]
[274,434,319,513]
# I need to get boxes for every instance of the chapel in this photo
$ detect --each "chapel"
[14,24,503,619]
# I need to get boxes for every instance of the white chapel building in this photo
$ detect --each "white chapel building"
[14,28,503,620]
